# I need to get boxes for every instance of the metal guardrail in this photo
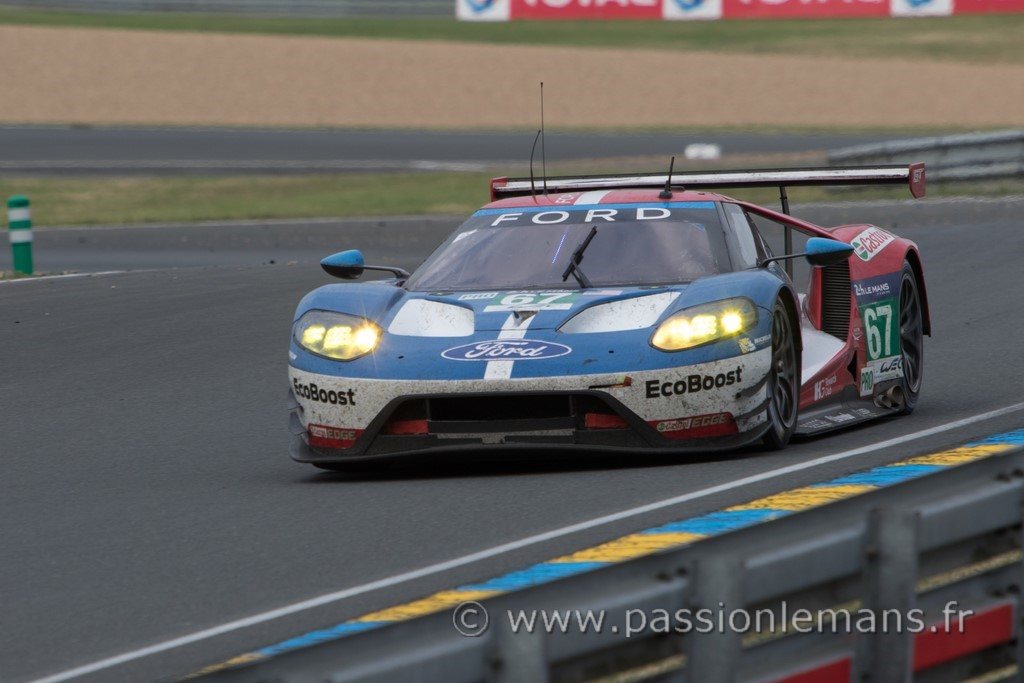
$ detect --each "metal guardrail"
[206,447,1024,682]
[829,129,1024,182]
[0,0,452,17]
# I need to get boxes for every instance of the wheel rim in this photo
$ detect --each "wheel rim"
[900,274,923,393]
[768,308,798,434]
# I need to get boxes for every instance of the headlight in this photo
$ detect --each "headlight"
[294,310,381,361]
[651,298,757,352]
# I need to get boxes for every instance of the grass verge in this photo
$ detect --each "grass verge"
[0,7,1022,65]
[1,171,1019,227]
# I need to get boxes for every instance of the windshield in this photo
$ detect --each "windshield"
[406,202,725,291]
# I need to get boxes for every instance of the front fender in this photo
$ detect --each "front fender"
[294,281,405,323]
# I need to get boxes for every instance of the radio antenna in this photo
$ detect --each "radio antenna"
[528,129,542,199]
[540,82,548,195]
[659,156,676,199]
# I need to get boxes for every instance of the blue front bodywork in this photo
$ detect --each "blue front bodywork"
[289,268,788,380]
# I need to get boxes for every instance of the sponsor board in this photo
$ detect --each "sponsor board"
[511,0,662,19]
[458,0,1023,19]
[724,0,887,18]
[954,0,1024,12]
[442,339,572,361]
[645,368,744,398]
[850,227,895,262]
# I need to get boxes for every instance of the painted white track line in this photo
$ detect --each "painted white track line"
[0,271,127,285]
[32,401,1024,683]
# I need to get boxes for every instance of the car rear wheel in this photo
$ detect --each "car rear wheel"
[763,300,799,450]
[898,262,924,414]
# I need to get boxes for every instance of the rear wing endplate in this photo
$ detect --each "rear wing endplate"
[490,163,926,201]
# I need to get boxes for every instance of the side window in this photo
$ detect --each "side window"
[748,215,774,258]
[746,210,813,295]
[722,203,761,270]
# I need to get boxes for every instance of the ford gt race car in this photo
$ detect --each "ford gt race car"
[287,165,929,469]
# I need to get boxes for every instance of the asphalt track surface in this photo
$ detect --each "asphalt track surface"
[0,125,898,175]
[2,197,1023,682]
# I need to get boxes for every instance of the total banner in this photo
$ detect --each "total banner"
[456,0,1024,20]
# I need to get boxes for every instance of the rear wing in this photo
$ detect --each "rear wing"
[490,163,926,202]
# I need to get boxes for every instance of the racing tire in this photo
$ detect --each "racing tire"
[897,262,924,415]
[762,299,799,450]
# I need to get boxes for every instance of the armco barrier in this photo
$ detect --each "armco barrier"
[0,0,451,17]
[456,0,1024,21]
[201,440,1024,682]
[830,130,1024,183]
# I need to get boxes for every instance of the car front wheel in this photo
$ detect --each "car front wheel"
[763,299,799,450]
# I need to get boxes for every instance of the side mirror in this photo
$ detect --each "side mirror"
[804,238,854,268]
[320,250,411,280]
[321,249,365,279]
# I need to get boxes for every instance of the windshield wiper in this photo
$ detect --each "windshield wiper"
[561,226,598,289]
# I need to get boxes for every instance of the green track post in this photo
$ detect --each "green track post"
[7,195,33,275]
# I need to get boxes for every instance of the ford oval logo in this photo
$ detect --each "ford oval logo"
[674,0,704,9]
[442,339,572,361]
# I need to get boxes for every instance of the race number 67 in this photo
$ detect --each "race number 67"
[864,303,894,359]
[499,292,571,307]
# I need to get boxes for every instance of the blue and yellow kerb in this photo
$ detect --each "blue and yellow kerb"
[189,428,1024,677]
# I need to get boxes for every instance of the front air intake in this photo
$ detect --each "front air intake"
[821,261,852,340]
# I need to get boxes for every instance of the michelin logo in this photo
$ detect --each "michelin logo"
[457,0,510,21]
